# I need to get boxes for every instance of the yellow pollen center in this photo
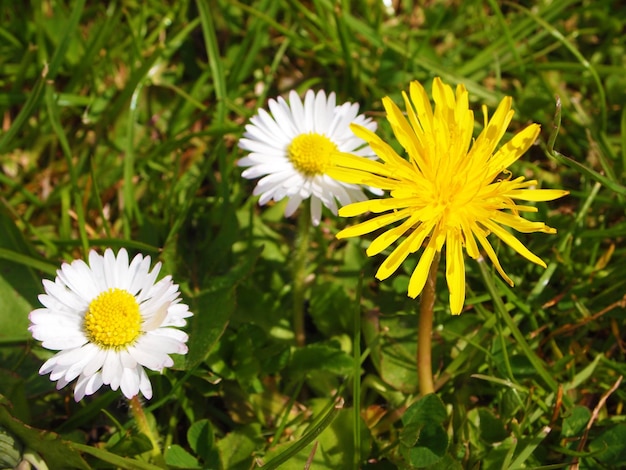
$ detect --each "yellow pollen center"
[84,288,142,349]
[287,133,337,176]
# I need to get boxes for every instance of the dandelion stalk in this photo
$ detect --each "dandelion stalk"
[418,252,440,396]
[293,204,311,347]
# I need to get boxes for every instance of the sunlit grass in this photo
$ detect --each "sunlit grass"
[1,0,625,468]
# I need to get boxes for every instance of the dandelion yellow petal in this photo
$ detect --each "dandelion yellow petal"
[507,204,538,213]
[470,97,514,165]
[491,211,555,234]
[326,167,396,190]
[367,213,420,256]
[474,230,514,286]
[510,188,570,202]
[332,77,567,315]
[487,124,540,178]
[339,198,414,217]
[337,209,412,238]
[350,124,412,169]
[401,91,427,169]
[384,96,422,160]
[348,122,378,146]
[375,231,419,280]
[461,220,480,259]
[432,77,457,125]
[446,232,466,315]
[409,80,434,137]
[333,152,390,176]
[407,241,438,298]
[483,220,547,268]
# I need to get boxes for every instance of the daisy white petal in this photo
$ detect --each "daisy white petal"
[29,249,192,401]
[138,368,153,399]
[74,373,104,402]
[238,89,379,226]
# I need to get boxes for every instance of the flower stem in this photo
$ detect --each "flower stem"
[293,204,311,347]
[129,395,162,461]
[418,252,440,396]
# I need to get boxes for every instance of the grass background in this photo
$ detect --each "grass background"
[1,0,625,468]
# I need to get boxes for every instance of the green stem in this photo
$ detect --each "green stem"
[129,395,162,461]
[418,252,440,396]
[293,204,311,347]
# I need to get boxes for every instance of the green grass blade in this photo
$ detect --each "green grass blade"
[196,0,227,123]
[44,86,90,255]
[476,257,560,395]
[262,395,344,470]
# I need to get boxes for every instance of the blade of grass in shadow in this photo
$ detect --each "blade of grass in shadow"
[123,84,144,238]
[44,86,90,255]
[507,425,552,469]
[89,156,112,240]
[353,275,363,470]
[52,238,161,254]
[229,0,297,39]
[485,0,525,75]
[621,105,626,173]
[456,0,578,78]
[511,2,607,132]
[0,69,47,154]
[545,97,625,195]
[196,0,227,123]
[334,2,357,93]
[476,256,560,395]
[0,0,86,153]
[261,394,345,470]
[268,380,306,449]
[69,443,163,470]
[65,2,120,91]
[0,173,43,208]
[228,0,279,87]
[0,248,57,276]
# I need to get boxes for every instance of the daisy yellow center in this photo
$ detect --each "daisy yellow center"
[287,133,337,176]
[84,288,141,348]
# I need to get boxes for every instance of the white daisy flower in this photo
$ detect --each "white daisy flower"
[29,248,192,401]
[238,89,380,226]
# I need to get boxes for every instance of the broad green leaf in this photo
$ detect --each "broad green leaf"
[588,423,626,465]
[561,406,591,438]
[185,286,235,370]
[478,408,508,444]
[287,343,353,378]
[216,424,263,470]
[0,395,89,469]
[187,419,215,462]
[105,431,152,458]
[308,281,353,336]
[400,395,449,468]
[362,313,418,393]
[402,424,448,468]
[0,210,44,342]
[402,394,447,427]
[164,444,201,469]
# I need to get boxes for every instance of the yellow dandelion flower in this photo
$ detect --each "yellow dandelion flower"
[328,78,568,315]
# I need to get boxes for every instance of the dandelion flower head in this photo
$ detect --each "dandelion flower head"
[29,248,192,401]
[238,89,380,226]
[329,78,568,314]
